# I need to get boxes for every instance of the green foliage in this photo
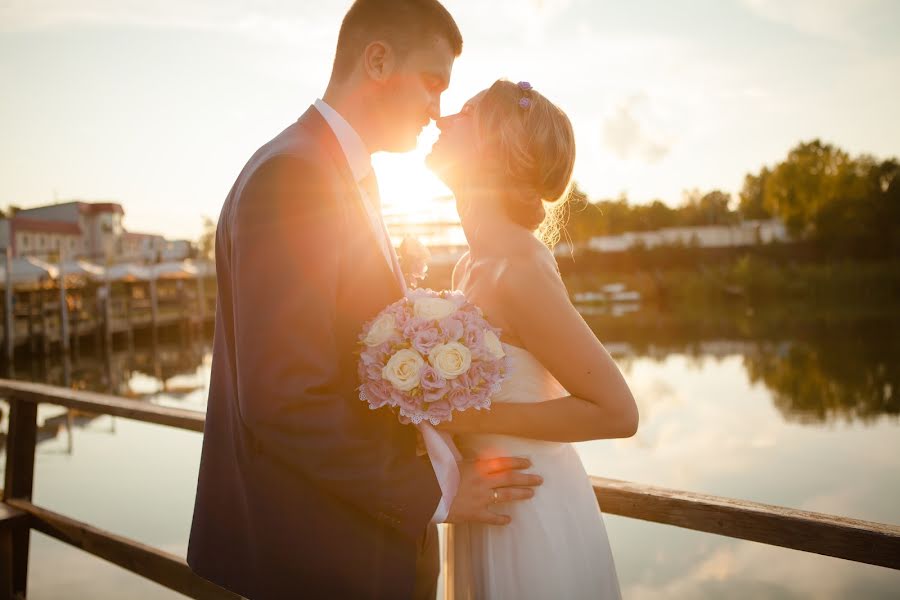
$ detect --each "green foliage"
[738,167,772,220]
[562,139,898,259]
[562,186,736,241]
[752,140,899,256]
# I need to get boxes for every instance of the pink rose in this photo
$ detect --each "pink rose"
[407,323,443,355]
[426,400,452,423]
[364,380,393,409]
[463,326,484,355]
[439,317,464,343]
[445,387,472,410]
[420,366,447,403]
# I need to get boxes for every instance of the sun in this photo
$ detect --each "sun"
[372,124,452,223]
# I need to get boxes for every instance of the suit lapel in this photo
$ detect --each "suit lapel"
[295,107,404,301]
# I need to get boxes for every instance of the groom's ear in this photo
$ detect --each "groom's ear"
[362,40,396,82]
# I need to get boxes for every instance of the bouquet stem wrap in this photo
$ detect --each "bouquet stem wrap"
[417,422,462,516]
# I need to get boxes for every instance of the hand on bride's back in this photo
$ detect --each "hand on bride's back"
[446,457,542,526]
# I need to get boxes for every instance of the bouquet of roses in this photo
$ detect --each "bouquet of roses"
[357,288,509,425]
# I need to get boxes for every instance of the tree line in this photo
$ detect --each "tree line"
[563,140,899,257]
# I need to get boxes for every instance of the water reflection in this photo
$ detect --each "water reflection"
[583,307,900,426]
[0,311,896,598]
[2,333,208,400]
[0,330,209,452]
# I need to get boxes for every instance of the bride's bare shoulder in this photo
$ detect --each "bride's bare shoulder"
[495,241,562,298]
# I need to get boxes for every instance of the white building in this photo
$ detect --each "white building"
[1,200,194,264]
[117,233,194,262]
[587,219,789,253]
[0,217,85,261]
[13,201,125,261]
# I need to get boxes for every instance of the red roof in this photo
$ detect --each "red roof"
[122,230,163,240]
[12,217,82,235]
[79,202,124,215]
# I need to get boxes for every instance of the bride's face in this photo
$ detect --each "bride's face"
[426,90,487,188]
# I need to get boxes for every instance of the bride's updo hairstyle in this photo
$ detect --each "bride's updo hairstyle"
[474,79,576,247]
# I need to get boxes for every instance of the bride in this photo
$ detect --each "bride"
[426,80,639,599]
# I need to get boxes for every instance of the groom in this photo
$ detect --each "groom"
[187,1,542,598]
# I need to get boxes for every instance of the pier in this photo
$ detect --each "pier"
[0,252,216,361]
[0,381,897,599]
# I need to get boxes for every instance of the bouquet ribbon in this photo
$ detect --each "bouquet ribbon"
[417,422,462,519]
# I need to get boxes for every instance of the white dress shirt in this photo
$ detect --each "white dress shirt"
[314,98,457,524]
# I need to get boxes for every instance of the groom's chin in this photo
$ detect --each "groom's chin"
[383,134,419,154]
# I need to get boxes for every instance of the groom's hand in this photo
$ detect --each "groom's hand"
[446,457,542,526]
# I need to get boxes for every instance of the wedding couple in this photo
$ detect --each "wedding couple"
[187,1,638,598]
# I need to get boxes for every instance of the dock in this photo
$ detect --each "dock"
[0,381,897,599]
[0,251,216,360]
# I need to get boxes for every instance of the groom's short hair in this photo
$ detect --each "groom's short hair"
[331,0,462,80]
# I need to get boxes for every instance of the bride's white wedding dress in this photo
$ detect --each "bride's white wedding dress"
[448,343,621,599]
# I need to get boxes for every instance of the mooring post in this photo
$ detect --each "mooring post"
[3,247,13,362]
[58,247,70,354]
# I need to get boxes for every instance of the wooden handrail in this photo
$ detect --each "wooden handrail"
[592,476,900,570]
[0,379,205,432]
[1,378,899,600]
[4,499,239,600]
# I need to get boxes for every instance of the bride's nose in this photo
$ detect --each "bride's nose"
[435,113,458,131]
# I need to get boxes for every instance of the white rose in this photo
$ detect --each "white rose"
[383,349,425,391]
[363,313,398,347]
[428,342,472,379]
[483,330,506,359]
[414,297,457,321]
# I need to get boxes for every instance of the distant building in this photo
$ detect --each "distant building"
[118,233,194,263]
[0,217,85,261]
[13,201,125,261]
[586,219,789,253]
[162,239,194,261]
[0,200,193,263]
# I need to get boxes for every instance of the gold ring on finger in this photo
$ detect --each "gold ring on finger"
[492,489,500,504]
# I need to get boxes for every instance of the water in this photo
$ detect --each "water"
[1,308,899,599]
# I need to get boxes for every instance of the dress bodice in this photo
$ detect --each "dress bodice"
[456,343,568,458]
[492,343,567,405]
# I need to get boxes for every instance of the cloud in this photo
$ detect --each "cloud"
[0,0,343,45]
[739,0,886,43]
[602,94,672,163]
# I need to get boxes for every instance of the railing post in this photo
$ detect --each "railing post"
[3,247,13,362]
[58,247,70,354]
[2,396,38,599]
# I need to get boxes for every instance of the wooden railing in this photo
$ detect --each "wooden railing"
[1,379,898,599]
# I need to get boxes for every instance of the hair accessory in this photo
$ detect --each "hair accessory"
[517,81,533,110]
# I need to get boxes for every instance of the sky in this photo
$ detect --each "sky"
[1,0,899,240]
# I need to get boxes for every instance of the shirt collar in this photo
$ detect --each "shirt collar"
[313,98,372,183]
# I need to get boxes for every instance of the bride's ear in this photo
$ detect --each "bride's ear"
[362,40,396,82]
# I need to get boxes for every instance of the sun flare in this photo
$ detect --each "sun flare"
[372,124,465,247]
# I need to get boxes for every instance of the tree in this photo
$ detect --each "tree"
[763,139,852,237]
[738,168,772,220]
[678,189,736,226]
[632,200,678,231]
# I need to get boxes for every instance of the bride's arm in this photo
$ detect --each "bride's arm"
[442,255,638,443]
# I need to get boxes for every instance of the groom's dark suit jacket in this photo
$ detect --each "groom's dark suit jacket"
[187,107,442,599]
